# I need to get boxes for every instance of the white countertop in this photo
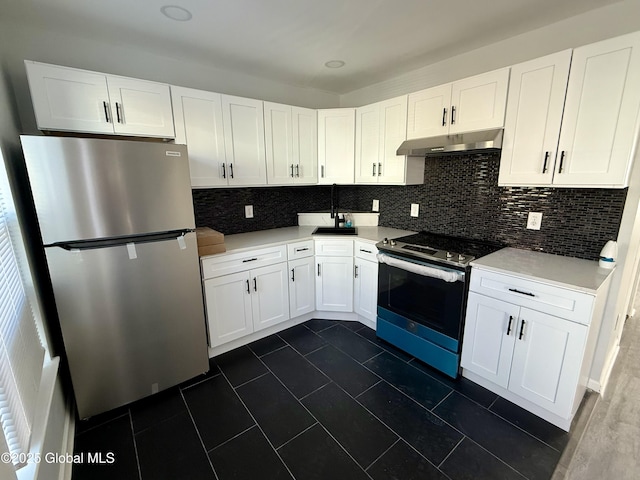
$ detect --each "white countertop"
[470,247,614,293]
[212,226,416,255]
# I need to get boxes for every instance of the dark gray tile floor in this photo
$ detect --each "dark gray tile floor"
[72,319,583,480]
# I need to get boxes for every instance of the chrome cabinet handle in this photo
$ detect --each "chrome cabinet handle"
[442,107,447,126]
[519,319,526,340]
[507,315,513,335]
[103,101,111,123]
[451,105,456,124]
[542,152,550,173]
[558,151,566,173]
[372,163,376,176]
[378,163,382,176]
[508,288,535,297]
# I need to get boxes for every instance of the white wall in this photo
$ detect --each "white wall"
[340,0,640,106]
[0,21,340,135]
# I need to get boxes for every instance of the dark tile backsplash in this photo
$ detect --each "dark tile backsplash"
[193,152,626,260]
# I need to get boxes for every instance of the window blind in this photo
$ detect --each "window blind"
[0,153,45,469]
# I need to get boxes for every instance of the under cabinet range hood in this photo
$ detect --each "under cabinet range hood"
[397,128,503,156]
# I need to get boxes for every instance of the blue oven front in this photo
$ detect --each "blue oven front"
[376,254,468,378]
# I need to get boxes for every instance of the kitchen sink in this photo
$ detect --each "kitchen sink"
[312,227,358,235]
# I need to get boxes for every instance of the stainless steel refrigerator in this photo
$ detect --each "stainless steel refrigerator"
[21,135,209,419]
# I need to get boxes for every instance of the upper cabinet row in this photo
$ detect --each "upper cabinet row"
[499,32,640,188]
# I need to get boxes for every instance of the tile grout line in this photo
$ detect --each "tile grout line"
[432,389,454,412]
[207,424,258,453]
[253,343,288,358]
[179,388,220,480]
[364,437,401,472]
[127,410,143,480]
[231,370,270,389]
[437,435,465,469]
[274,422,319,451]
[354,379,383,400]
[298,381,332,402]
[301,343,330,357]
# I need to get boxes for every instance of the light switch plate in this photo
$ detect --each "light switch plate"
[372,199,380,212]
[245,205,254,218]
[410,203,419,217]
[527,212,542,230]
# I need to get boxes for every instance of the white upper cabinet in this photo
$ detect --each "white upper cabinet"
[355,96,424,185]
[407,68,509,139]
[264,102,317,185]
[318,108,356,184]
[222,95,267,186]
[25,61,174,138]
[500,32,640,188]
[171,86,227,187]
[554,32,640,187]
[499,50,572,186]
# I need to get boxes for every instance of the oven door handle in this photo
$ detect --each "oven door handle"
[376,253,464,282]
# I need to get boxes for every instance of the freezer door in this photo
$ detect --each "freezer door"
[21,135,195,244]
[45,232,208,419]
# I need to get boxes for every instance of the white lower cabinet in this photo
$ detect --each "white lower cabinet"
[288,257,315,318]
[353,241,379,322]
[461,267,608,430]
[316,256,354,312]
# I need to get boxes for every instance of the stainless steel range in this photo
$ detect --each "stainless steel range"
[376,232,503,378]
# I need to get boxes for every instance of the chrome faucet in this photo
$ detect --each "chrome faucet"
[330,183,344,229]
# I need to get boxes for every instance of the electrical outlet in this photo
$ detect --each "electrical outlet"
[410,203,419,217]
[245,205,254,219]
[527,212,542,230]
[372,199,380,212]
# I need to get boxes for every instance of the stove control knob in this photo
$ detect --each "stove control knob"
[458,254,466,262]
[446,251,453,258]
[382,238,389,245]
[390,239,397,246]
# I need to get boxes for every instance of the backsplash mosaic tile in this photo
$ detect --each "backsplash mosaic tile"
[192,152,627,260]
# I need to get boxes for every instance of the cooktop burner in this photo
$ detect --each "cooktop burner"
[376,231,504,268]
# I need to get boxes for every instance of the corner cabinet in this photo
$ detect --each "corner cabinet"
[317,109,356,184]
[25,61,175,138]
[461,267,611,431]
[264,102,318,185]
[407,68,509,139]
[355,96,424,185]
[499,32,640,188]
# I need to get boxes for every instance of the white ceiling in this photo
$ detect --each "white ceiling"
[3,0,622,94]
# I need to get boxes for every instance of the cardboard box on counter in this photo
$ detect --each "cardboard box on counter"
[198,243,226,256]
[196,227,224,246]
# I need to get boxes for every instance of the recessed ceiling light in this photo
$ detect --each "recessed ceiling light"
[161,5,193,22]
[324,60,346,69]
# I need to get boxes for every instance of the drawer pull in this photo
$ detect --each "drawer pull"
[242,258,258,263]
[295,247,309,252]
[360,248,372,254]
[508,288,535,297]
[246,279,250,294]
[506,315,513,335]
[519,319,526,340]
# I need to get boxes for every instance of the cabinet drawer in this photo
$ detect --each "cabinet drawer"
[287,240,314,260]
[201,245,286,279]
[354,240,378,261]
[314,239,354,257]
[470,268,594,325]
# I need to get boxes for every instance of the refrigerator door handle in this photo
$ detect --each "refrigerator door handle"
[50,229,193,250]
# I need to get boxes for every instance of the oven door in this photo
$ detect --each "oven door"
[377,256,466,342]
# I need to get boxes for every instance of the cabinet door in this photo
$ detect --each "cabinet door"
[353,258,378,322]
[315,256,354,312]
[107,76,175,138]
[171,86,228,187]
[508,308,587,417]
[499,51,572,186]
[449,68,509,134]
[317,109,355,184]
[461,292,518,389]
[554,32,640,187]
[292,107,318,184]
[378,96,409,184]
[289,257,315,318]
[222,95,267,186]
[354,103,381,184]
[204,272,253,347]
[251,263,290,332]
[25,61,113,134]
[265,102,294,185]
[407,84,451,139]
